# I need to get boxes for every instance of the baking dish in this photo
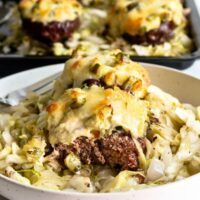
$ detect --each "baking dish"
[0,0,199,78]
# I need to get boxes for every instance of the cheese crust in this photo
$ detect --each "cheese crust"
[108,0,186,37]
[54,50,150,99]
[48,86,149,145]
[19,0,82,23]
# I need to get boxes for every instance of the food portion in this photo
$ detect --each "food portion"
[0,50,200,192]
[48,86,148,145]
[108,0,184,44]
[54,130,146,171]
[53,50,150,98]
[106,0,193,56]
[0,0,193,56]
[19,0,82,42]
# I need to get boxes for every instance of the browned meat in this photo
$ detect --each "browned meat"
[100,133,139,170]
[71,136,106,165]
[146,21,175,44]
[82,79,104,88]
[54,137,106,165]
[22,18,80,43]
[53,132,146,170]
[123,21,176,45]
[55,143,70,163]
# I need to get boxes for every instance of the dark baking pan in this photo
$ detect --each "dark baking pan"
[0,0,200,78]
[131,0,200,69]
[0,55,68,78]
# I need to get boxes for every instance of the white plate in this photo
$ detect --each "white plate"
[0,63,200,200]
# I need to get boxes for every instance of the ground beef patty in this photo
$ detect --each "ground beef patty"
[54,132,146,170]
[123,21,176,45]
[19,0,82,42]
[100,133,140,170]
[22,18,80,43]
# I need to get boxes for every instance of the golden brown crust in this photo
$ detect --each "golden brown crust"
[19,0,82,23]
[54,50,151,99]
[48,86,149,145]
[108,0,186,38]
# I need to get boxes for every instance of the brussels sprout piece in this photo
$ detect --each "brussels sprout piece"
[122,77,142,93]
[90,63,101,74]
[64,153,81,172]
[102,72,116,87]
[70,97,86,109]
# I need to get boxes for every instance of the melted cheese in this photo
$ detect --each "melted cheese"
[108,0,186,36]
[53,50,150,99]
[48,86,149,145]
[19,0,82,23]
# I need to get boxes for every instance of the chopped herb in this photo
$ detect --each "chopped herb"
[90,63,101,74]
[127,2,139,12]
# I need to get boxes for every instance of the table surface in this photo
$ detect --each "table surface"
[184,59,200,79]
[0,1,199,200]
